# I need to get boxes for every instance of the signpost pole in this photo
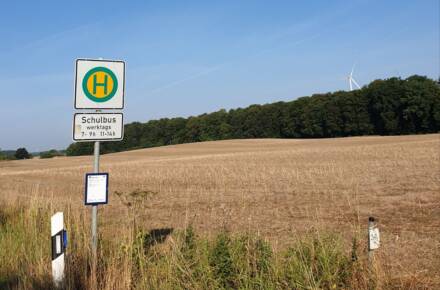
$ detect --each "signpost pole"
[92,141,99,277]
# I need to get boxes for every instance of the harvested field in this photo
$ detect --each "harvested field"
[0,134,439,287]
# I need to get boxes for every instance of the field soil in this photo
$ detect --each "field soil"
[1,134,439,284]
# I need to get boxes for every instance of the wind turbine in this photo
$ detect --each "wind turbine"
[347,64,361,91]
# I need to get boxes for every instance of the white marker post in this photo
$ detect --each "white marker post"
[368,217,380,261]
[51,212,66,286]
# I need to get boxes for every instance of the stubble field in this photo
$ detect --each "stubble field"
[0,134,439,289]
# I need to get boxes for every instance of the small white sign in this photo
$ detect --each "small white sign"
[75,59,125,109]
[85,173,109,205]
[369,227,380,250]
[73,113,124,142]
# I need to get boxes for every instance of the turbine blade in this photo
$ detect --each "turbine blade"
[352,78,361,89]
[350,63,356,77]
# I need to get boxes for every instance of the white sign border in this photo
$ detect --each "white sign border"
[74,58,126,110]
[72,112,124,142]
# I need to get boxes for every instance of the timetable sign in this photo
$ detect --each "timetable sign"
[85,173,109,205]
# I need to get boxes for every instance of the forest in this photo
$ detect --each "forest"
[66,75,440,156]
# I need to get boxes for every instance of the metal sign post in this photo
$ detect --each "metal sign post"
[92,141,100,260]
[72,58,125,282]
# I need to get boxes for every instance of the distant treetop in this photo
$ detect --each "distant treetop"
[15,148,31,160]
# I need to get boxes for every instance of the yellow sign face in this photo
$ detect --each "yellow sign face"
[82,67,118,103]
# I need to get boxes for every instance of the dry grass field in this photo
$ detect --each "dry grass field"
[0,134,439,288]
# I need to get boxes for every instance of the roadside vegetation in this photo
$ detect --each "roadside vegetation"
[0,199,398,290]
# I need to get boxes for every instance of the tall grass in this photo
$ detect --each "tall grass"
[0,199,398,290]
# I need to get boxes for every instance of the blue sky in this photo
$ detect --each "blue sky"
[0,0,438,151]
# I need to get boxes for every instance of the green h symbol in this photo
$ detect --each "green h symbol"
[93,73,108,95]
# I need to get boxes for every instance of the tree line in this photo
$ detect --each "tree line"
[0,148,32,160]
[66,75,440,156]
[0,148,65,160]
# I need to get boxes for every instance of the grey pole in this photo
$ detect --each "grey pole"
[92,57,103,282]
[92,141,99,265]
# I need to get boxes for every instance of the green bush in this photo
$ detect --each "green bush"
[14,148,31,160]
[39,150,63,159]
[282,235,351,289]
[209,232,236,289]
